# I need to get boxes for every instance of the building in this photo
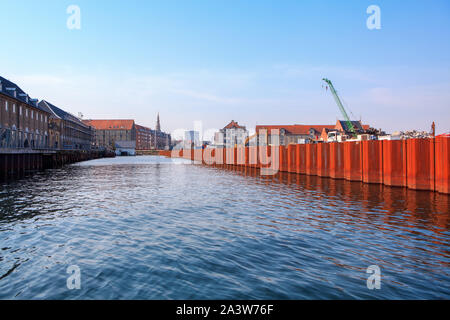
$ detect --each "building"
[38,100,93,150]
[0,76,51,149]
[153,113,171,150]
[115,140,136,156]
[256,120,372,145]
[255,124,336,145]
[214,120,248,148]
[321,120,371,142]
[82,119,136,150]
[135,124,153,150]
[154,130,171,150]
[184,130,200,149]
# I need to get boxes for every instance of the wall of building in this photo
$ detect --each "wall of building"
[1,93,50,149]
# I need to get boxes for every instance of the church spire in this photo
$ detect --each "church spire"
[156,112,161,132]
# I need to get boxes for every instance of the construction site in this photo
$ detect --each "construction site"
[161,78,449,195]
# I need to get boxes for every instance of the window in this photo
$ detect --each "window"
[41,114,43,122]
[45,116,48,123]
[31,110,34,119]
[20,106,22,115]
[13,104,16,113]
[26,109,28,117]
[5,101,8,111]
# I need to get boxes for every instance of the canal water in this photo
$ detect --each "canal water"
[0,156,448,299]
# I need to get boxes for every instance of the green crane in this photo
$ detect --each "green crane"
[322,78,356,135]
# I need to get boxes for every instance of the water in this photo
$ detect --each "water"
[0,155,449,299]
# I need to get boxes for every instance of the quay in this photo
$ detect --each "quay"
[160,136,450,195]
[0,149,114,181]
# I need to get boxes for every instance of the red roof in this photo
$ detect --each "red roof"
[256,124,335,135]
[83,119,135,130]
[224,120,245,130]
[135,124,152,131]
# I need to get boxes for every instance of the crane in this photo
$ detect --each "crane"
[322,78,356,136]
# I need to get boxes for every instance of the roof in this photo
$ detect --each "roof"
[83,119,135,130]
[135,124,152,131]
[39,100,88,127]
[256,124,335,135]
[223,120,246,130]
[0,75,49,113]
[115,140,136,149]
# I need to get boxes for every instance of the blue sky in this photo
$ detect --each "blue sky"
[1,0,449,138]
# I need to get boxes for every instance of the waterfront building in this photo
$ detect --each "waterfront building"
[256,121,372,144]
[0,76,51,149]
[82,119,136,150]
[214,120,248,148]
[184,130,200,149]
[153,113,171,150]
[136,124,153,150]
[255,124,336,145]
[38,100,93,150]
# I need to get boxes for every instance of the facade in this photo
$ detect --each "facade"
[214,120,248,147]
[0,76,51,149]
[82,119,136,150]
[154,130,171,150]
[184,130,200,148]
[135,124,153,150]
[153,113,171,150]
[38,100,93,150]
[255,124,336,146]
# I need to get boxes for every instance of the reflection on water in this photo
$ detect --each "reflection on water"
[0,156,448,299]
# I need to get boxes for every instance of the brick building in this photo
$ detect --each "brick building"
[38,100,93,150]
[0,76,51,149]
[82,119,136,150]
[135,124,152,150]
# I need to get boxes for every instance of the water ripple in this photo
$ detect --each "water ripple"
[0,156,449,299]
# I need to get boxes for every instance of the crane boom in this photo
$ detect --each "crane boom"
[322,78,355,135]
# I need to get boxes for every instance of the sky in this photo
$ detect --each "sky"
[1,0,449,139]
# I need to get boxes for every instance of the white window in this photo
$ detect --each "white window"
[20,106,22,115]
[31,110,34,119]
[41,114,43,122]
[5,101,8,111]
[45,116,48,123]
[25,109,28,117]
[13,104,16,113]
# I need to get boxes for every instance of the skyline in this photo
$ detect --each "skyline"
[1,0,449,137]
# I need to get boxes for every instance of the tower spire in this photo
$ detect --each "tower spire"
[156,112,161,132]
